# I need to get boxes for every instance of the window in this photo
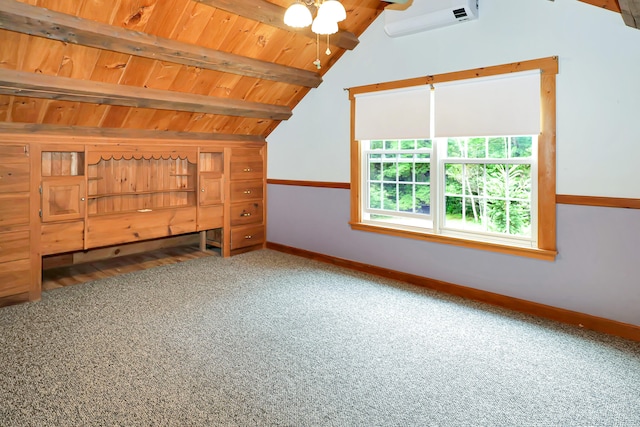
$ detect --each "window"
[349,58,558,260]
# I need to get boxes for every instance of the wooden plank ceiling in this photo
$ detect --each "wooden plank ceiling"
[0,0,385,140]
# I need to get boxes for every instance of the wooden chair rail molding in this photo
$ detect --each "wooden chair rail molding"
[0,0,322,88]
[266,242,640,343]
[556,194,640,209]
[266,179,351,189]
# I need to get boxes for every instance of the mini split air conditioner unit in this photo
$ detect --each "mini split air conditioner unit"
[384,0,479,38]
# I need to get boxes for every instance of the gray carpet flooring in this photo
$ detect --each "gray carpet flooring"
[1,249,639,426]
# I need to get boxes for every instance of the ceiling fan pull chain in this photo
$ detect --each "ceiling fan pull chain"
[326,34,331,55]
[313,33,322,69]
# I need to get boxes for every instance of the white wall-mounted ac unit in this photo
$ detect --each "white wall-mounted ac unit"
[384,0,479,38]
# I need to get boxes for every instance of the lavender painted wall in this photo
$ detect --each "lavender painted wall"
[267,185,640,326]
[265,0,640,327]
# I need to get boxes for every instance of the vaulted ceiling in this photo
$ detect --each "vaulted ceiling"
[0,0,634,142]
[0,0,386,141]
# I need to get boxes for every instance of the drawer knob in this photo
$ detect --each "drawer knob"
[243,190,252,194]
[244,168,252,172]
[244,235,253,239]
[201,188,205,192]
[241,212,251,217]
[81,197,85,201]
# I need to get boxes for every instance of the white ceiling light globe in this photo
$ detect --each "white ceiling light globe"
[317,0,346,23]
[284,2,313,28]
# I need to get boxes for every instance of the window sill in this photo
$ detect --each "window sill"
[349,222,557,261]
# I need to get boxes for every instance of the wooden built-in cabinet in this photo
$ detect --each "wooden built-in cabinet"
[0,144,35,299]
[0,138,266,303]
[228,147,266,254]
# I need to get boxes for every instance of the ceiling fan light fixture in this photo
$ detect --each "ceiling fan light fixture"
[317,0,346,23]
[284,1,313,28]
[311,12,339,35]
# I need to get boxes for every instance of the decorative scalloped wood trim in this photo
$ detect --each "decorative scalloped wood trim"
[266,242,640,342]
[266,179,350,189]
[556,194,640,209]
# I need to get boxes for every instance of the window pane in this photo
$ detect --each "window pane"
[398,163,413,182]
[465,164,485,198]
[400,153,414,159]
[385,140,398,150]
[369,183,382,209]
[509,201,531,236]
[398,183,414,212]
[417,139,432,149]
[370,140,384,150]
[416,162,430,183]
[415,184,431,214]
[382,162,397,181]
[383,183,397,210]
[468,138,486,158]
[486,199,507,233]
[445,164,463,195]
[464,196,484,230]
[486,164,506,198]
[510,136,533,158]
[369,161,381,181]
[401,140,416,150]
[445,196,463,226]
[508,164,531,200]
[447,139,464,157]
[416,153,430,160]
[488,137,507,158]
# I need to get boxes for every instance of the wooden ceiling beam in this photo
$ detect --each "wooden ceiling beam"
[619,0,640,28]
[0,69,292,120]
[195,0,360,50]
[0,122,266,143]
[0,0,322,88]
[577,0,621,13]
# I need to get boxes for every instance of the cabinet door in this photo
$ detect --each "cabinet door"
[199,174,224,205]
[41,177,86,222]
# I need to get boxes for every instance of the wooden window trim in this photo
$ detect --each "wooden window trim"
[348,57,559,261]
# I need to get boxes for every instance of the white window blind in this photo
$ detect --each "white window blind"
[434,71,541,138]
[355,86,431,140]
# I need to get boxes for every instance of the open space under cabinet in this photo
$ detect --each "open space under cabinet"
[0,139,266,303]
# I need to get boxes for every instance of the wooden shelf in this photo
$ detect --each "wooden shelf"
[87,189,196,198]
[87,204,195,217]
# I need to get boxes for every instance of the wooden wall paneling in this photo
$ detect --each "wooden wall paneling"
[195,0,359,51]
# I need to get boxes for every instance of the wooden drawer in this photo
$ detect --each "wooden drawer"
[0,258,31,298]
[0,144,29,163]
[230,201,263,227]
[0,193,29,227]
[231,225,265,250]
[0,162,30,193]
[41,221,84,255]
[230,157,263,180]
[230,180,263,202]
[0,230,30,263]
[197,205,224,231]
[86,207,197,249]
